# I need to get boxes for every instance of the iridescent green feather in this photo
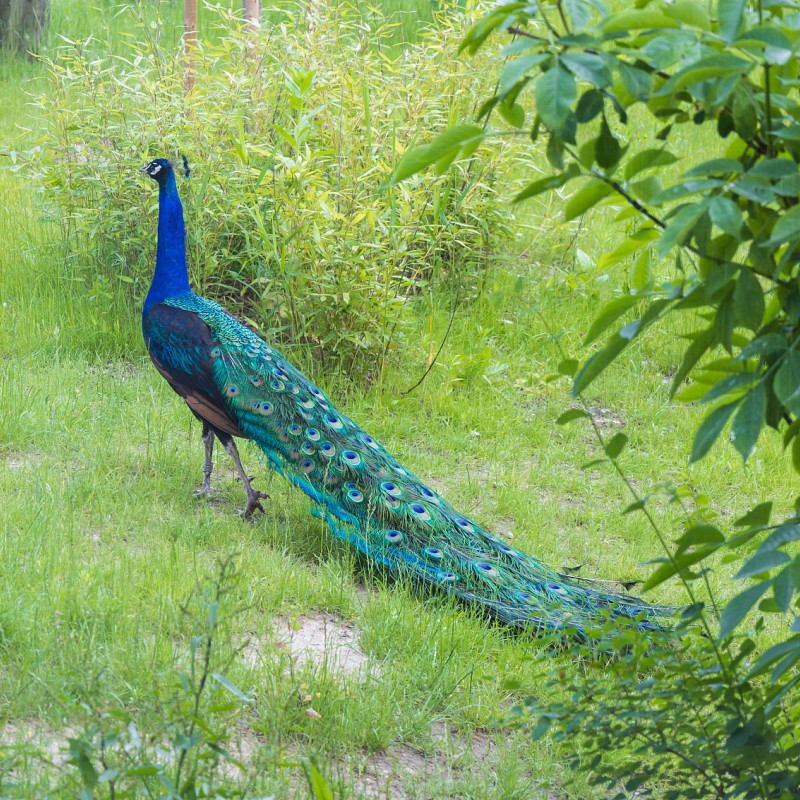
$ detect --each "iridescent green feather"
[164,293,672,637]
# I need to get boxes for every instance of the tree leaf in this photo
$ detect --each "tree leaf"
[700,371,756,404]
[669,326,715,398]
[718,581,769,640]
[535,64,577,134]
[690,402,738,463]
[598,226,660,269]
[684,158,743,178]
[750,636,800,676]
[562,52,613,88]
[657,202,708,256]
[557,408,589,425]
[768,205,800,246]
[733,502,772,528]
[735,550,791,581]
[617,61,653,101]
[773,351,800,416]
[584,294,640,345]
[513,165,578,203]
[601,10,679,33]
[499,53,549,98]
[756,523,800,554]
[719,0,747,44]
[737,333,786,361]
[735,24,793,65]
[643,547,717,591]
[664,0,710,30]
[709,196,743,236]
[731,384,766,462]
[564,180,614,221]
[576,88,604,122]
[558,358,579,376]
[499,101,526,128]
[675,524,724,553]
[596,115,622,169]
[630,248,653,291]
[772,567,793,614]
[604,432,628,459]
[573,333,630,397]
[623,148,678,180]
[714,290,736,353]
[659,54,752,95]
[732,90,758,142]
[733,268,764,331]
[564,0,592,29]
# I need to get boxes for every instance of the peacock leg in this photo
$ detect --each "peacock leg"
[194,421,215,498]
[221,436,269,518]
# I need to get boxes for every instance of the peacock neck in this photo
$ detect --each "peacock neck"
[144,171,191,314]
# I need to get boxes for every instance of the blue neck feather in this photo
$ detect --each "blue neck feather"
[144,170,191,314]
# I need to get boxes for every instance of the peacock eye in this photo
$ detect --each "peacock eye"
[342,450,361,466]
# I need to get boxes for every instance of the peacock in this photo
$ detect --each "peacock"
[140,157,671,637]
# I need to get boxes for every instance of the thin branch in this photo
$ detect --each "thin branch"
[506,26,673,81]
[555,1,571,34]
[558,145,793,291]
[402,286,461,396]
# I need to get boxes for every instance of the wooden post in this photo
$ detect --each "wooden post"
[243,0,260,35]
[184,0,197,94]
[0,0,50,53]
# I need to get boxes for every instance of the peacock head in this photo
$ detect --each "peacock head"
[140,155,190,184]
[140,158,173,183]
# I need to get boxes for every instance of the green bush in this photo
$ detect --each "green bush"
[15,0,512,375]
[395,0,800,796]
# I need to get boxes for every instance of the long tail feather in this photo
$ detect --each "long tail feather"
[165,293,674,638]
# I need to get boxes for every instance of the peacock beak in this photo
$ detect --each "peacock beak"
[139,164,149,173]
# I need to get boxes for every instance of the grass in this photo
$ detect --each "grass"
[1,2,797,798]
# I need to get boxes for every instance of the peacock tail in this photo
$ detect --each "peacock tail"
[149,291,669,636]
[140,157,672,639]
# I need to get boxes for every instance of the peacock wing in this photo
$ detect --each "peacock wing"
[142,301,241,436]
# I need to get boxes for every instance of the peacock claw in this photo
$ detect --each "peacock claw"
[240,489,269,519]
[194,477,213,499]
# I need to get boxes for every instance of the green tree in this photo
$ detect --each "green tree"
[395,1,800,796]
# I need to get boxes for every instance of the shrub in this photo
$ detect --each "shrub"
[394,0,800,796]
[15,0,513,375]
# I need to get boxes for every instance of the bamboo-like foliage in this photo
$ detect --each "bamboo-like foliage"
[19,1,515,376]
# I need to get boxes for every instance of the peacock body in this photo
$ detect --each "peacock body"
[141,158,670,637]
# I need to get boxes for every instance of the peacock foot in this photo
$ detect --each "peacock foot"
[194,477,212,499]
[240,487,269,519]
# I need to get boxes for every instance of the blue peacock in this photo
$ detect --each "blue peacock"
[140,157,671,637]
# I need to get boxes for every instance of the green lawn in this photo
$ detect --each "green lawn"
[0,2,796,798]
